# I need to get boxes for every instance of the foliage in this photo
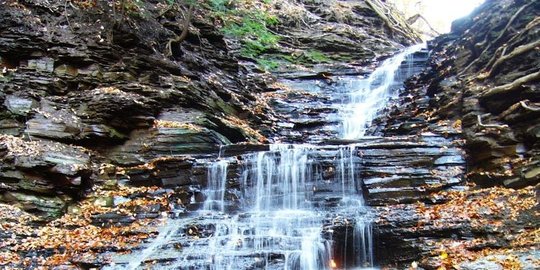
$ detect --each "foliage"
[406,186,538,269]
[0,185,171,267]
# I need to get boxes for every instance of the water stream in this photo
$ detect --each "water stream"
[111,44,425,270]
[340,44,425,139]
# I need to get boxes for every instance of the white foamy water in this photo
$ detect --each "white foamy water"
[340,44,425,139]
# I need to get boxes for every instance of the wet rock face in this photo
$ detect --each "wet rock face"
[0,0,423,222]
[358,136,465,206]
[363,0,540,268]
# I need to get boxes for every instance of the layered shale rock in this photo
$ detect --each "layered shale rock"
[263,0,421,75]
[0,0,420,221]
[0,135,91,218]
[0,0,275,217]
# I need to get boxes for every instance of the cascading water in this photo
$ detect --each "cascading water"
[340,44,424,139]
[176,145,333,270]
[110,45,425,270]
[203,160,229,212]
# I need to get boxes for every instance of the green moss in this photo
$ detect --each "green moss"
[304,50,331,63]
[222,16,280,58]
[207,1,280,62]
[256,58,280,71]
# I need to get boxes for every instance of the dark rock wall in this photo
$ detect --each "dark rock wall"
[0,0,274,218]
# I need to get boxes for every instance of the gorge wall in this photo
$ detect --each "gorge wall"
[383,0,540,189]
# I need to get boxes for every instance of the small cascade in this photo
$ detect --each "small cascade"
[353,217,374,267]
[203,160,229,212]
[176,145,333,269]
[341,44,425,139]
[336,145,359,197]
[249,144,312,211]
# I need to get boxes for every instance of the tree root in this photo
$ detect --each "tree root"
[481,71,540,99]
[499,100,540,121]
[520,100,540,112]
[488,39,540,77]
[165,3,195,57]
[477,114,509,129]
[490,2,533,50]
[460,1,535,75]
[483,17,540,76]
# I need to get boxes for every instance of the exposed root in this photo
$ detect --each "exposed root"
[481,71,540,99]
[520,100,540,112]
[460,1,535,75]
[483,17,540,75]
[499,100,540,120]
[490,2,533,50]
[488,39,540,77]
[477,114,509,129]
[165,3,194,57]
[484,46,507,74]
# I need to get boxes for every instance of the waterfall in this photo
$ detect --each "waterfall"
[341,44,425,139]
[109,45,425,269]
